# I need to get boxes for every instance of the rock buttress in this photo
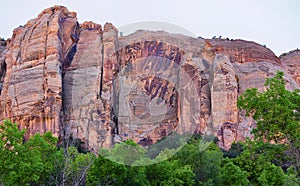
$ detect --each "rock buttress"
[0,6,78,138]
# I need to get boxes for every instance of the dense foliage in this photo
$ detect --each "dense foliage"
[0,71,299,185]
[238,71,300,171]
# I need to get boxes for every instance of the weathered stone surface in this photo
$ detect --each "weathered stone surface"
[0,6,78,138]
[207,39,299,149]
[0,6,299,150]
[280,49,300,86]
[208,38,280,64]
[210,55,239,148]
[115,31,208,148]
[62,21,104,152]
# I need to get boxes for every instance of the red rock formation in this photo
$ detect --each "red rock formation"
[62,21,104,152]
[115,37,201,146]
[0,6,78,138]
[207,38,281,64]
[280,49,300,86]
[0,6,299,151]
[207,38,298,149]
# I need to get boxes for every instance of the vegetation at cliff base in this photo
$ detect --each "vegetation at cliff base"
[0,71,300,185]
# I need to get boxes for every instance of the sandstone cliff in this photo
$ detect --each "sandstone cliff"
[0,6,78,139]
[280,49,300,86]
[0,6,299,150]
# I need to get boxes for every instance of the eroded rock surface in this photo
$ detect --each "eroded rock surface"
[208,38,281,64]
[280,49,300,86]
[207,39,299,149]
[0,6,299,150]
[0,6,78,138]
[116,32,204,146]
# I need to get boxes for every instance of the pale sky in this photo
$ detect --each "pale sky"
[1,0,299,56]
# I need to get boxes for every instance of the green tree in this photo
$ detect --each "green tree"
[49,146,95,186]
[145,158,194,186]
[0,120,60,185]
[257,162,286,186]
[229,146,287,185]
[88,140,195,186]
[23,131,59,184]
[238,71,300,143]
[175,139,222,185]
[87,149,127,186]
[222,142,244,158]
[238,71,300,170]
[109,139,146,166]
[0,120,26,184]
[284,167,300,186]
[87,140,150,186]
[221,160,249,186]
[126,165,150,186]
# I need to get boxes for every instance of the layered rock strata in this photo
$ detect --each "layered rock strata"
[0,6,299,150]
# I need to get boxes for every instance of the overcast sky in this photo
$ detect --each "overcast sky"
[1,0,299,56]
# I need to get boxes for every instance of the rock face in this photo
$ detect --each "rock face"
[0,6,299,150]
[116,31,205,147]
[0,6,78,138]
[208,39,299,148]
[280,49,300,86]
[207,38,280,64]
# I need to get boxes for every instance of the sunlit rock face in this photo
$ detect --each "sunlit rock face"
[0,6,78,139]
[0,6,299,151]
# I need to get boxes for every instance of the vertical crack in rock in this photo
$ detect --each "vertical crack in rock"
[196,66,211,135]
[16,26,32,63]
[99,32,104,98]
[60,21,79,137]
[234,74,240,139]
[0,51,6,117]
[112,31,120,136]
[44,14,51,60]
[44,23,49,60]
[61,21,105,152]
[62,23,79,69]
[34,12,50,138]
[0,60,6,95]
[12,74,20,113]
[210,54,239,149]
[97,23,119,148]
[112,59,118,135]
[41,8,56,136]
